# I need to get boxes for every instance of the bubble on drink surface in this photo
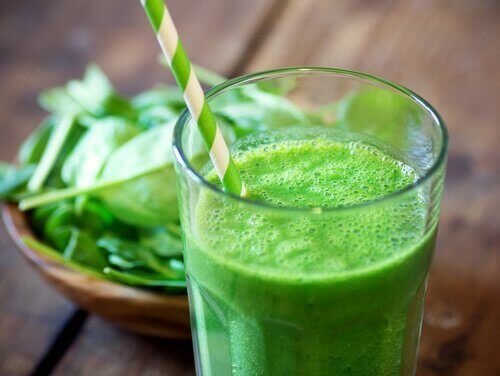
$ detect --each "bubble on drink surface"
[196,127,428,277]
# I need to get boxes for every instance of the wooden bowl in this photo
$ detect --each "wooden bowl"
[2,203,191,339]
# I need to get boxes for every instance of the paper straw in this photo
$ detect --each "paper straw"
[140,0,246,196]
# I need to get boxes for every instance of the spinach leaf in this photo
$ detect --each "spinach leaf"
[108,255,145,269]
[20,163,165,210]
[61,117,140,187]
[212,85,311,137]
[18,117,54,166]
[336,88,420,148]
[38,88,86,116]
[18,123,184,227]
[103,267,186,290]
[137,106,180,129]
[22,236,105,279]
[65,65,136,119]
[0,163,35,200]
[96,121,181,227]
[63,228,107,269]
[98,236,183,279]
[29,198,124,272]
[168,258,185,274]
[43,203,75,249]
[74,197,115,237]
[139,227,183,258]
[39,65,136,120]
[97,236,145,261]
[30,202,61,236]
[132,86,184,112]
[27,114,76,191]
[255,76,297,96]
[132,86,185,129]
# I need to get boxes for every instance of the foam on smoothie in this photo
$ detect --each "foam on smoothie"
[197,127,427,278]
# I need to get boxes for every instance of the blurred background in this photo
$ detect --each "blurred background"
[0,0,498,375]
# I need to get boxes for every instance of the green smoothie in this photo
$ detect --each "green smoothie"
[183,127,435,375]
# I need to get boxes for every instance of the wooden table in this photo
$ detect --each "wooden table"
[0,1,498,375]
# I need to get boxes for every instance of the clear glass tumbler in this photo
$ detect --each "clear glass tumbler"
[173,68,448,376]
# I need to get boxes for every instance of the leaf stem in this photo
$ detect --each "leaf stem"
[103,267,186,288]
[20,163,168,210]
[28,114,74,191]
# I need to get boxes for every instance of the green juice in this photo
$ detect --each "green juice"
[183,128,435,375]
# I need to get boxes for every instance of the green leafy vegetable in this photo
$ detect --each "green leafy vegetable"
[336,88,420,148]
[132,85,185,129]
[104,268,186,290]
[38,88,86,116]
[212,85,311,138]
[2,63,327,292]
[139,227,182,258]
[18,117,54,166]
[65,65,136,119]
[22,236,105,279]
[132,86,185,112]
[27,114,75,191]
[0,163,36,200]
[97,122,180,226]
[63,228,107,269]
[97,236,181,278]
[39,65,136,120]
[61,117,140,187]
[20,120,206,227]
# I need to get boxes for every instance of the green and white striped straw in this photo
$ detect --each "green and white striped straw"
[140,0,246,197]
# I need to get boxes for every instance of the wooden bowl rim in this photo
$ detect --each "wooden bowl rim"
[1,203,189,307]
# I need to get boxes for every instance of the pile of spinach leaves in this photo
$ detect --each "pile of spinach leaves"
[0,64,322,292]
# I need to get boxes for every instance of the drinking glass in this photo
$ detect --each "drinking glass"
[173,67,448,376]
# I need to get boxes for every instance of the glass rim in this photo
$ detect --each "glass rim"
[173,66,448,213]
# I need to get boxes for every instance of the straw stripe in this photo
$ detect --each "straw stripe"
[171,42,191,91]
[156,10,178,64]
[211,127,230,178]
[183,67,205,120]
[200,102,218,143]
[141,0,246,196]
[142,0,163,32]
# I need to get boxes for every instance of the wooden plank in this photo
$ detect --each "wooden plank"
[0,2,82,375]
[247,1,500,375]
[53,317,194,376]
[0,221,76,375]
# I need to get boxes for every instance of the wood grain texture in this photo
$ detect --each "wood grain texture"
[53,317,194,376]
[247,1,500,375]
[0,3,77,373]
[0,220,74,376]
